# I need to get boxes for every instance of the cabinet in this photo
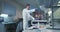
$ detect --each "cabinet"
[0,22,17,32]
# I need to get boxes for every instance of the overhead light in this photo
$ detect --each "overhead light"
[57,1,60,6]
[58,1,60,3]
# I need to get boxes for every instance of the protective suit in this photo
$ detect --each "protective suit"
[22,8,35,30]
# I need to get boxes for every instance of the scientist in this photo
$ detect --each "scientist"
[22,4,35,30]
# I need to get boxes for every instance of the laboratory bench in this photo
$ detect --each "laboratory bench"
[0,18,23,32]
[0,21,17,32]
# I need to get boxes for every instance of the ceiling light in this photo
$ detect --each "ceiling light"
[58,1,60,3]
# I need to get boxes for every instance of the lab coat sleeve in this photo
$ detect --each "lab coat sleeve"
[28,13,34,20]
[29,9,35,13]
[29,9,35,20]
[30,15,35,20]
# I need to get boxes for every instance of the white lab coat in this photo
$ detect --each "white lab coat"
[22,8,35,30]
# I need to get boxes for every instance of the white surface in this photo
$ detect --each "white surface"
[23,29,60,32]
[32,20,48,22]
[23,29,40,32]
[0,14,9,22]
[2,21,16,24]
[31,20,48,26]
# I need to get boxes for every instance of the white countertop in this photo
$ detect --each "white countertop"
[2,21,16,24]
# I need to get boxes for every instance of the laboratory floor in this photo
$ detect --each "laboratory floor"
[22,29,60,32]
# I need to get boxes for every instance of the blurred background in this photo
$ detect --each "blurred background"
[0,0,60,32]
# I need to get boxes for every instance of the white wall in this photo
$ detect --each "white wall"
[2,0,24,20]
[14,6,23,20]
[11,2,24,20]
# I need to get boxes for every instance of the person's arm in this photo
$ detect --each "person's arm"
[30,15,35,20]
[28,13,35,20]
[29,9,35,20]
[29,9,35,13]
